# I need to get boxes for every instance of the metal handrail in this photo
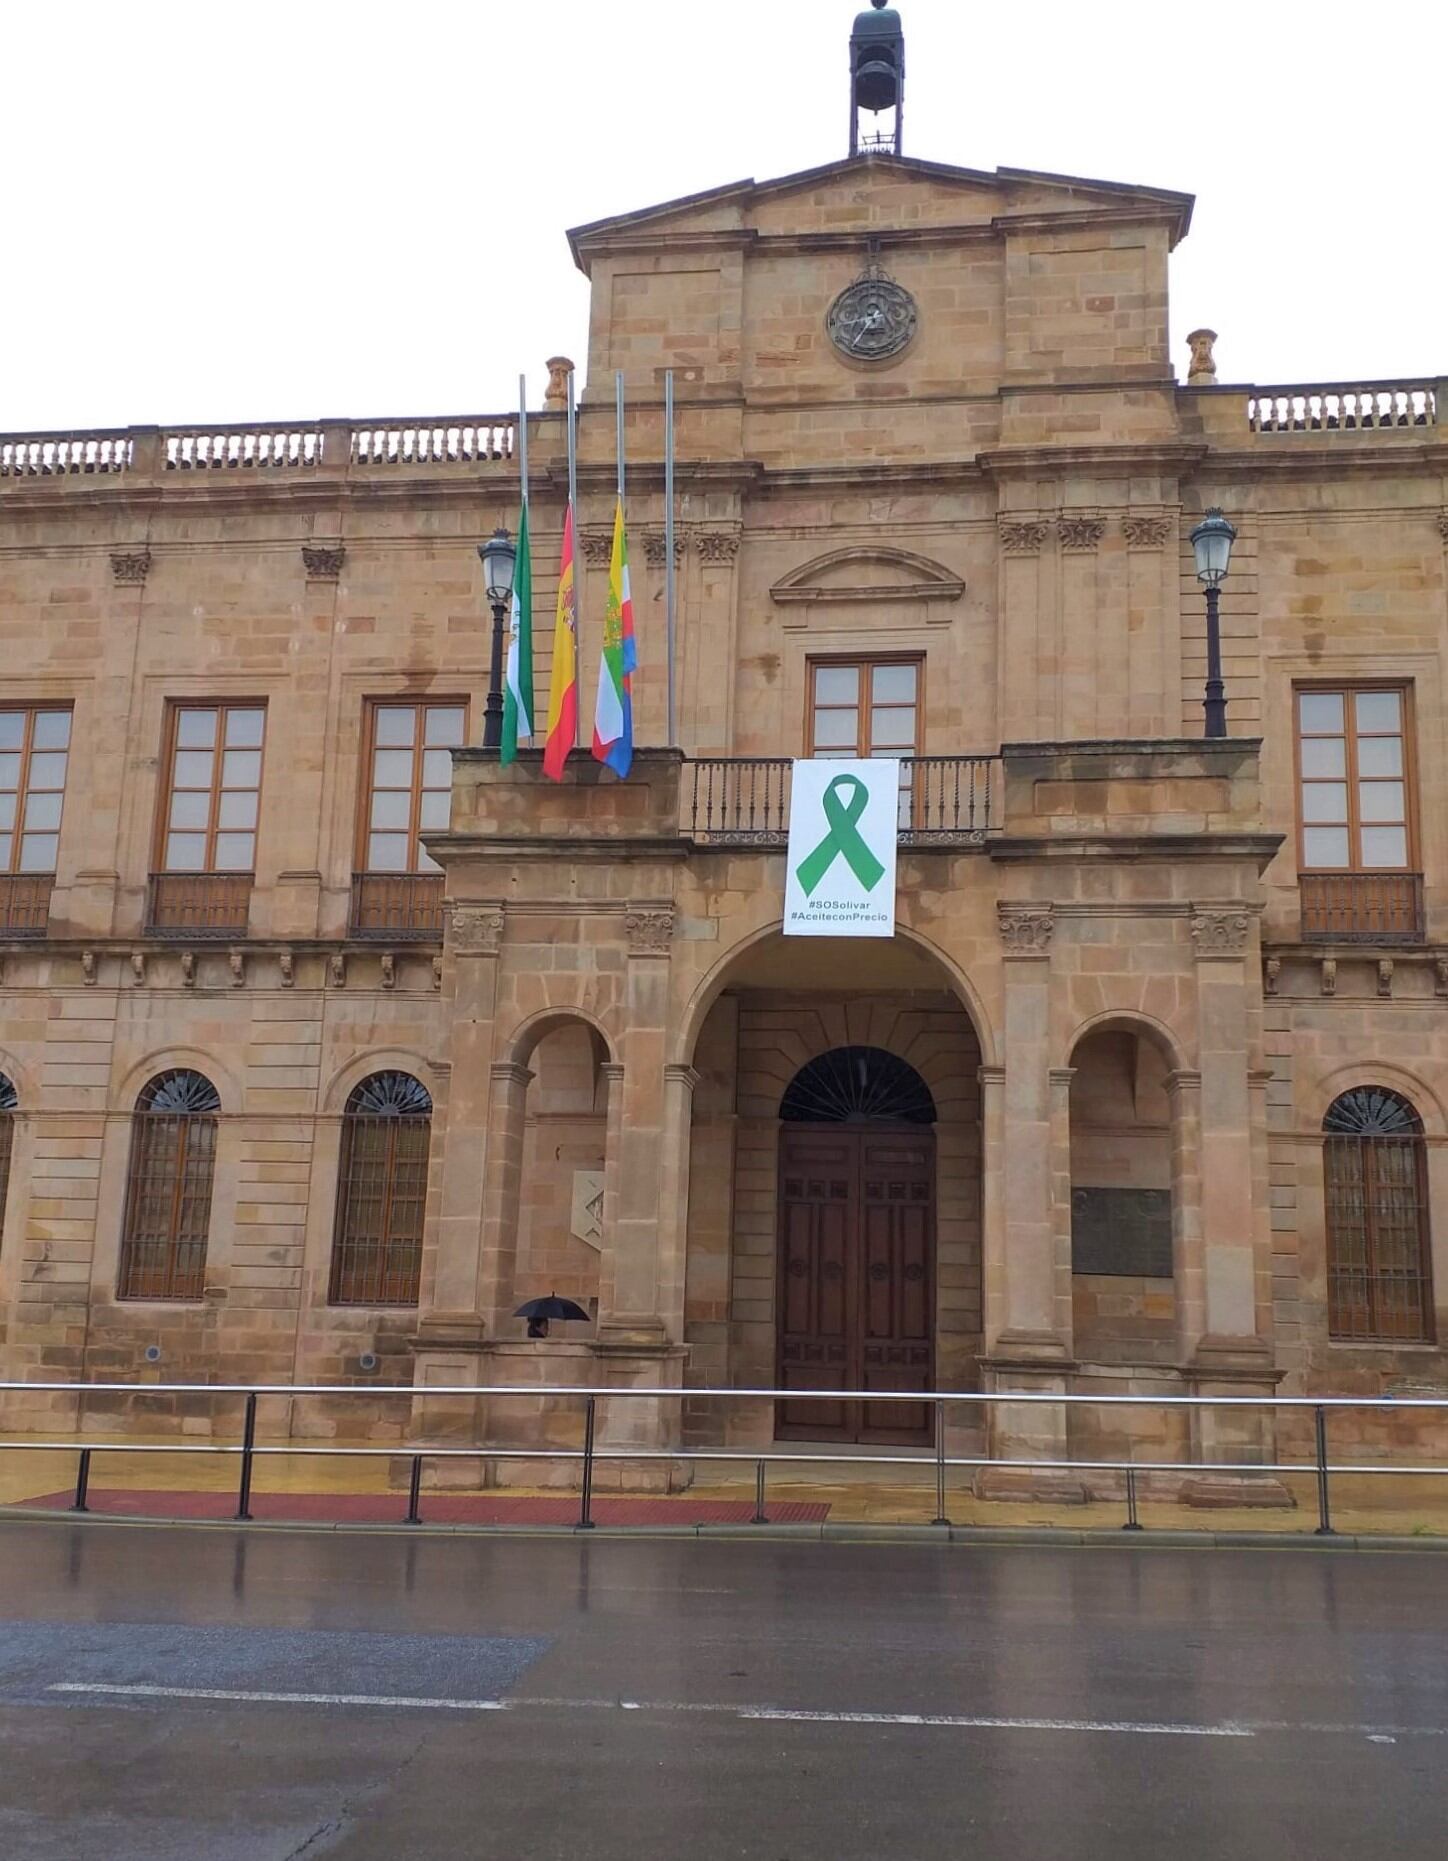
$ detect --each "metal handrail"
[4,1380,1448,1537]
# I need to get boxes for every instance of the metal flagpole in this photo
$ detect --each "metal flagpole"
[615,369,625,502]
[665,369,676,747]
[567,365,580,746]
[518,371,529,509]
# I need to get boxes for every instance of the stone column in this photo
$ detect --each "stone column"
[655,1063,701,1340]
[410,905,505,1454]
[1184,906,1281,1490]
[979,904,1075,1494]
[598,908,674,1342]
[476,1061,535,1336]
[589,910,690,1483]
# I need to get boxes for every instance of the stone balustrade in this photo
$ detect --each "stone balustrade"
[1246,379,1437,435]
[0,414,520,483]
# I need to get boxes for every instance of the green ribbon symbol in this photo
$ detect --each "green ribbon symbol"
[796,774,885,897]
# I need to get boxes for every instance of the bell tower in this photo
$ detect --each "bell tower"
[850,1,906,157]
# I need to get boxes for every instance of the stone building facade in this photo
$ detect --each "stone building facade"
[1,144,1445,1490]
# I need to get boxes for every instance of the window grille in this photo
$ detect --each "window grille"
[329,1072,433,1306]
[1323,1087,1433,1342]
[117,1070,221,1301]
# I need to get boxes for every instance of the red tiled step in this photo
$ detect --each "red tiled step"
[20,1489,830,1526]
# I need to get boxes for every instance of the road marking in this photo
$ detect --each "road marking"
[47,1683,505,1712]
[737,1708,1253,1738]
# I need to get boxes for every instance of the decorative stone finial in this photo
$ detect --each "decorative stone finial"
[1186,328,1219,386]
[545,357,575,407]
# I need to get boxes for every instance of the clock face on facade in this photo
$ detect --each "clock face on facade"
[826,268,918,362]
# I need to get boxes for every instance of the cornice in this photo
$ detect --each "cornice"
[981,441,1209,477]
[989,832,1285,871]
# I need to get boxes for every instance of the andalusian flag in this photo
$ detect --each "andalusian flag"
[501,501,533,763]
[542,503,579,781]
[591,497,635,777]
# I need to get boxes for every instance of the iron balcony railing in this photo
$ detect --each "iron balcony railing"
[688,756,1002,847]
[3,1379,1448,1538]
[1300,872,1425,945]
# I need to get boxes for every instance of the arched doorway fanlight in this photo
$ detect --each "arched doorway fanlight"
[780,1046,936,1126]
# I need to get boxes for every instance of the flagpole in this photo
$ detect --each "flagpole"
[615,369,625,502]
[664,369,676,748]
[566,365,580,748]
[518,371,529,510]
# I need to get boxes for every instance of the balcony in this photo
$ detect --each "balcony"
[349,873,446,940]
[1300,872,1425,946]
[687,756,1002,848]
[0,874,54,937]
[146,873,253,938]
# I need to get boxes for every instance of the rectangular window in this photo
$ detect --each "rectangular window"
[1295,686,1414,872]
[0,705,72,874]
[359,701,467,875]
[808,659,920,828]
[158,703,267,873]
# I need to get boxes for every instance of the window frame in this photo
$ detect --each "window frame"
[1292,682,1418,875]
[328,1072,433,1307]
[0,702,74,877]
[354,698,470,878]
[116,1071,221,1303]
[805,654,924,761]
[1323,1089,1435,1344]
[153,700,268,877]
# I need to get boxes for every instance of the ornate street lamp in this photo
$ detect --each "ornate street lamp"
[1189,508,1237,738]
[478,527,516,751]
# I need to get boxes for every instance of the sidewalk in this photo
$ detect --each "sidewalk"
[2,1435,1446,1540]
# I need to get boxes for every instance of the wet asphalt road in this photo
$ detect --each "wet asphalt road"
[0,1520,1445,1859]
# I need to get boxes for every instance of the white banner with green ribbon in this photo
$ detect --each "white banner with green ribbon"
[783,758,899,938]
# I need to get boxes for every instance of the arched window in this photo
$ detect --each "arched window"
[0,1072,17,1242]
[1324,1087,1434,1342]
[780,1046,936,1125]
[330,1071,432,1305]
[118,1069,221,1301]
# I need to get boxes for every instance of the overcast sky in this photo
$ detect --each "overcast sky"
[4,0,1444,432]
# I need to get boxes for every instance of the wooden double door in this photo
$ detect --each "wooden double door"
[775,1124,935,1446]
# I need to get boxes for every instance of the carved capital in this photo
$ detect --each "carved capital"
[1320,957,1337,997]
[1437,511,1448,543]
[110,548,151,585]
[1378,958,1395,999]
[130,951,146,987]
[1189,908,1251,957]
[278,949,294,988]
[580,529,613,567]
[302,543,345,580]
[1122,514,1173,551]
[1263,955,1281,996]
[626,907,675,956]
[329,951,347,989]
[379,952,396,990]
[229,948,246,988]
[81,950,98,986]
[998,904,1054,956]
[696,529,741,565]
[642,528,686,569]
[450,906,505,955]
[180,951,196,989]
[998,519,1049,557]
[1056,514,1106,553]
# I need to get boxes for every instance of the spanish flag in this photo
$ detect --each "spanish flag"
[542,503,579,781]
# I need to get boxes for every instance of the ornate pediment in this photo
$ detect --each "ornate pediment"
[771,546,964,610]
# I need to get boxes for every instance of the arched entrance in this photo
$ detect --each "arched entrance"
[776,1047,936,1446]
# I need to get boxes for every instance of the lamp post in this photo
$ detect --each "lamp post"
[1189,508,1237,738]
[478,527,516,751]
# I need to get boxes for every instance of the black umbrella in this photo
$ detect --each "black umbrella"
[515,1294,591,1339]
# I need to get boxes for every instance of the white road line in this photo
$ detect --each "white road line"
[46,1683,505,1712]
[737,1708,1253,1738]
